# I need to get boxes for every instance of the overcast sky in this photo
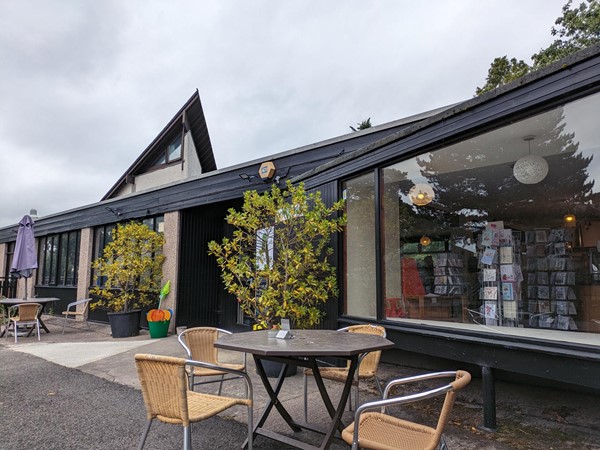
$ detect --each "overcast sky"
[0,0,566,228]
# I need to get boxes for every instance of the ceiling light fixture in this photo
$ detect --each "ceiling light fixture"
[420,236,432,246]
[563,213,576,228]
[513,135,549,184]
[408,183,435,206]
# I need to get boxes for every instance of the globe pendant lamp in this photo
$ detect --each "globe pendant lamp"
[409,183,435,206]
[513,135,548,184]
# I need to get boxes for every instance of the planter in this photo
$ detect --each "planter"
[148,320,170,338]
[107,310,141,338]
[261,359,298,378]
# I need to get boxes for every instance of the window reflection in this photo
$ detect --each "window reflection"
[377,91,600,336]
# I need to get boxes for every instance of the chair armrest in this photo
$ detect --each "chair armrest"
[350,375,456,447]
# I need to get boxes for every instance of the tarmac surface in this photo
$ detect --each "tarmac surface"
[0,316,599,449]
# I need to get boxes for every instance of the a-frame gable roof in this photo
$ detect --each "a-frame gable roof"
[101,90,217,200]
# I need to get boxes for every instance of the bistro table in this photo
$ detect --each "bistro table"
[0,297,59,337]
[215,329,394,450]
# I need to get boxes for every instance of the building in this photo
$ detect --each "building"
[2,44,600,429]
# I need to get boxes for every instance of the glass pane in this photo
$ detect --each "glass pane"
[167,135,182,162]
[343,172,377,318]
[380,90,600,337]
[58,233,68,285]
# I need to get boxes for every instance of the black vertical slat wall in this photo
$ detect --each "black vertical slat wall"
[306,181,342,330]
[176,200,241,329]
[176,182,343,331]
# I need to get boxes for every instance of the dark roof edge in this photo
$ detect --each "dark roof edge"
[100,90,202,201]
[292,43,600,184]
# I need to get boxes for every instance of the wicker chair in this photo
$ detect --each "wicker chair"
[341,370,471,450]
[61,298,92,333]
[5,303,43,343]
[135,354,253,450]
[303,324,386,421]
[178,327,246,395]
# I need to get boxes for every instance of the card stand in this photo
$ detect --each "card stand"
[477,228,523,327]
[524,227,578,330]
[431,253,468,321]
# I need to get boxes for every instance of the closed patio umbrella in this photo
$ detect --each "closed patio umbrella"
[10,214,38,299]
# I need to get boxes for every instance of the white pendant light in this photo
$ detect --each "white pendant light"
[513,136,549,184]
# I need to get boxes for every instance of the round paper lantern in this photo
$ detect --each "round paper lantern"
[513,155,549,184]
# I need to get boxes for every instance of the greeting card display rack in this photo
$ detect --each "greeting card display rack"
[476,226,523,327]
[524,228,578,330]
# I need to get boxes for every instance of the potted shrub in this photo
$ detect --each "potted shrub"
[90,222,165,338]
[208,181,345,374]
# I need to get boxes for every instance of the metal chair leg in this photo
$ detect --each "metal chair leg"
[247,403,253,450]
[137,419,152,450]
[218,374,224,396]
[62,316,67,334]
[183,424,192,450]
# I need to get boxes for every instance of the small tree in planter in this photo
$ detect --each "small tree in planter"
[90,222,165,337]
[208,181,346,331]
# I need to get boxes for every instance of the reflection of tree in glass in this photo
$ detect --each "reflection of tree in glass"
[407,109,594,229]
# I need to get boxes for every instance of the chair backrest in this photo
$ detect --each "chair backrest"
[16,303,42,321]
[135,354,190,426]
[178,327,223,364]
[343,325,386,377]
[432,370,471,443]
[69,298,91,313]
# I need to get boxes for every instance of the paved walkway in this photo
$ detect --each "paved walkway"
[1,316,599,449]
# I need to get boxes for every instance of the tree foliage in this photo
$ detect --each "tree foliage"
[476,0,600,95]
[90,222,165,312]
[350,117,372,132]
[208,181,346,329]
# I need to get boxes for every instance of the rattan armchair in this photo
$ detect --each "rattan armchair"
[5,302,43,343]
[135,354,253,450]
[341,370,471,450]
[178,327,246,395]
[303,324,386,421]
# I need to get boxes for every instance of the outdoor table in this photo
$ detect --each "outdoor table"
[215,329,394,450]
[0,297,59,337]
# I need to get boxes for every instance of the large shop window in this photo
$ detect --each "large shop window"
[37,231,80,286]
[343,172,377,318]
[92,216,164,287]
[353,91,600,338]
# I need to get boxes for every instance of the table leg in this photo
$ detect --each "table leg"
[315,355,359,450]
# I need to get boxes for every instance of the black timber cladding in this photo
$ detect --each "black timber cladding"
[176,200,241,329]
[176,181,343,331]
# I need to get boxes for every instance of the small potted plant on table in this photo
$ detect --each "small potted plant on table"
[90,222,165,338]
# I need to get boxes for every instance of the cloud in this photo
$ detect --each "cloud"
[0,0,566,227]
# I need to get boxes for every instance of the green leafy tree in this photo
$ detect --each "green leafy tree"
[350,117,372,132]
[90,222,165,312]
[208,181,346,329]
[476,0,600,95]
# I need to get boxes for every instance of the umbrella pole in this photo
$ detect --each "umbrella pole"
[24,277,28,300]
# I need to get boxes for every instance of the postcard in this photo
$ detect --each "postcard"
[480,248,496,265]
[483,268,497,282]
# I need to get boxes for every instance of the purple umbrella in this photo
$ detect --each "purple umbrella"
[10,214,38,299]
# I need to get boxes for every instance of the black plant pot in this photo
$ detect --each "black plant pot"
[260,359,298,378]
[108,310,141,338]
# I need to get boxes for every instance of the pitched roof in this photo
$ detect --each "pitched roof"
[101,90,216,200]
